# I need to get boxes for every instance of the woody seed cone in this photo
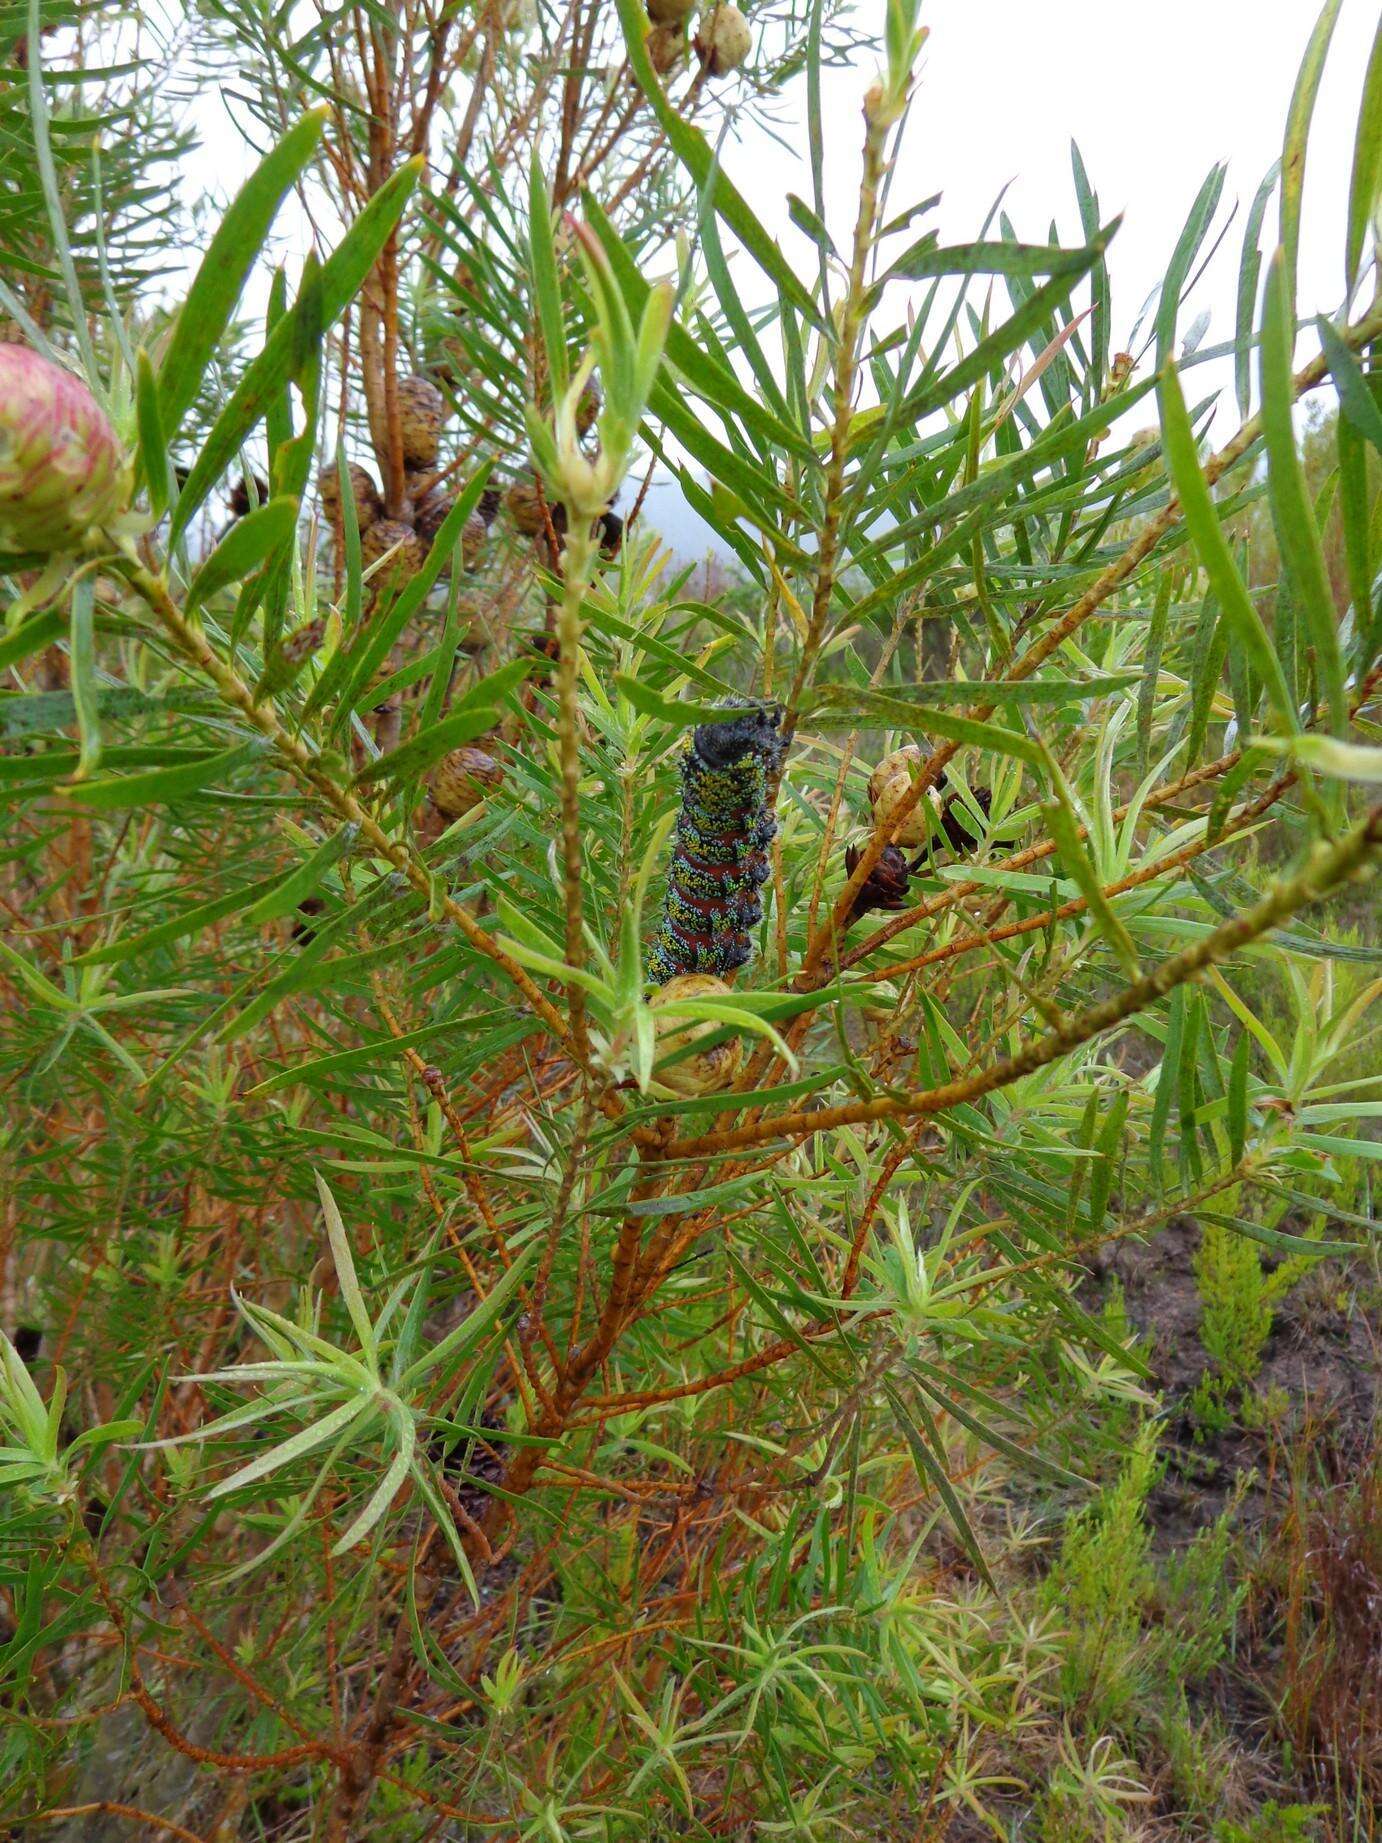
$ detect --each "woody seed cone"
[429,746,505,819]
[397,374,446,469]
[695,3,751,75]
[319,461,382,531]
[867,744,942,848]
[649,975,743,1097]
[361,517,426,602]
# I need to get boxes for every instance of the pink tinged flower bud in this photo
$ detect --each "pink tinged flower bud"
[0,345,127,552]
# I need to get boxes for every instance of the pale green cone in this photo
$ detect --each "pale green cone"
[0,345,128,553]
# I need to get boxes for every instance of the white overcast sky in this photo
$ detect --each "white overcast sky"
[174,0,1378,552]
[658,0,1380,552]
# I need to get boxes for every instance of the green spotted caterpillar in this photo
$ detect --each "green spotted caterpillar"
[646,704,785,984]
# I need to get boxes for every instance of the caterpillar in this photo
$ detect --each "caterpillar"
[646,703,785,984]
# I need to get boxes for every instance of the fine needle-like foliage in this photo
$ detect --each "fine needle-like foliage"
[1,0,1380,1837]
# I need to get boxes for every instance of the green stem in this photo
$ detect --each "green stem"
[782,103,890,736]
[555,519,597,1063]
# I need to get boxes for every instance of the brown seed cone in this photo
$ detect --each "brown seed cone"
[361,517,426,603]
[576,376,602,438]
[319,461,382,531]
[647,0,694,21]
[413,487,455,547]
[429,745,505,819]
[647,24,687,72]
[843,842,911,925]
[506,474,547,536]
[649,974,743,1097]
[695,3,751,75]
[228,473,269,519]
[461,510,487,571]
[397,373,446,469]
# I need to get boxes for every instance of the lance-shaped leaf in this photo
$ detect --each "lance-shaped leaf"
[158,108,328,435]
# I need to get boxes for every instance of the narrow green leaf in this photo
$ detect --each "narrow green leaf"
[0,608,66,674]
[171,158,422,544]
[1196,1208,1355,1259]
[1346,20,1382,293]
[395,1243,535,1390]
[1155,164,1226,370]
[1137,571,1174,773]
[331,1423,413,1556]
[186,497,299,612]
[1043,772,1140,978]
[1281,0,1344,309]
[242,827,354,923]
[1317,313,1382,452]
[1148,985,1185,1187]
[527,153,568,402]
[1254,732,1382,782]
[1228,1030,1250,1168]
[352,705,497,789]
[205,1394,368,1501]
[75,866,293,966]
[909,1366,1086,1487]
[1235,162,1280,419]
[135,349,171,519]
[810,688,1048,771]
[60,739,267,809]
[1336,414,1374,670]
[159,109,328,434]
[68,577,100,781]
[1260,253,1346,734]
[315,1172,377,1359]
[1158,362,1297,733]
[883,1379,994,1589]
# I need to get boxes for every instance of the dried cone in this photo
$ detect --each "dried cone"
[361,517,426,603]
[429,745,504,819]
[844,842,911,925]
[397,373,446,469]
[0,345,127,552]
[649,974,743,1098]
[319,461,381,532]
[647,24,687,72]
[695,3,751,75]
[461,510,487,571]
[647,0,695,21]
[576,377,601,439]
[228,473,269,519]
[867,744,942,848]
[413,487,454,547]
[506,473,547,536]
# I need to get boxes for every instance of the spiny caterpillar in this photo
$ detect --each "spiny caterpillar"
[646,703,785,984]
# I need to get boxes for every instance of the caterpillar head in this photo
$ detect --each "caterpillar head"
[691,701,785,773]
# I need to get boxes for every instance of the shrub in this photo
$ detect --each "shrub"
[2,0,1379,1835]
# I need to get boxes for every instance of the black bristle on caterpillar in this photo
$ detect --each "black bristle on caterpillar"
[646,703,785,983]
